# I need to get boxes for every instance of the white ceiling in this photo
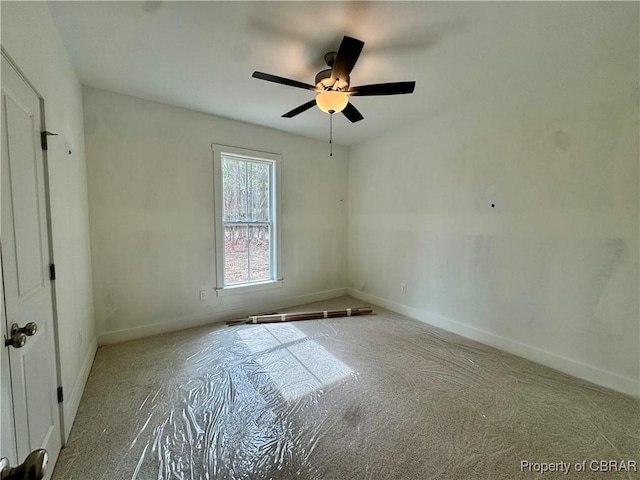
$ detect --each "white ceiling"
[48,1,631,146]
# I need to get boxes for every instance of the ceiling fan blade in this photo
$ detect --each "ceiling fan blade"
[330,36,364,84]
[342,102,364,123]
[349,81,416,96]
[282,100,317,118]
[252,71,317,91]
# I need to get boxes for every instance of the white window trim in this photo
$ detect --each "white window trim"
[212,144,283,296]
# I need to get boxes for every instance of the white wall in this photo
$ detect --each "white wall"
[0,2,96,439]
[348,7,639,396]
[83,87,348,343]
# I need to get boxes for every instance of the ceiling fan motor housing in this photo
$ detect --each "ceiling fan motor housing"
[315,69,332,88]
[315,68,349,91]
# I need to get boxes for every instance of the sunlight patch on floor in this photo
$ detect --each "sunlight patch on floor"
[236,323,353,401]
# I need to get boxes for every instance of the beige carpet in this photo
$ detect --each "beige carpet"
[52,296,639,479]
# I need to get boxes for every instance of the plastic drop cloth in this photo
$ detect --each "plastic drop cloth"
[53,299,639,480]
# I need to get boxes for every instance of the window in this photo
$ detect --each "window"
[212,144,282,295]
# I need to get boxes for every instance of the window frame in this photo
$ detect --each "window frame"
[212,144,283,296]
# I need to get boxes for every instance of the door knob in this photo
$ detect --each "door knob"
[10,323,37,337]
[4,332,26,349]
[4,323,37,349]
[0,449,48,480]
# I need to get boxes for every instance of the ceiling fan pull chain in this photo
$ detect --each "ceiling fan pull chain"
[329,113,333,157]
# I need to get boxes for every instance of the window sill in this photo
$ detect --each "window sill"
[215,280,283,297]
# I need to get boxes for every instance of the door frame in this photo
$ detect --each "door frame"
[0,46,65,461]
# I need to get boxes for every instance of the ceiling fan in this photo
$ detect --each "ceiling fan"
[252,36,416,123]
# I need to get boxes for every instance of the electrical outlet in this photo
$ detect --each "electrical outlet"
[400,283,407,294]
[199,290,207,300]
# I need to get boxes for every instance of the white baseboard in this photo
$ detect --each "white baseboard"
[347,289,639,398]
[97,288,348,346]
[63,338,97,441]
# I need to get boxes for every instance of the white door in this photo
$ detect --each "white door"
[1,52,61,478]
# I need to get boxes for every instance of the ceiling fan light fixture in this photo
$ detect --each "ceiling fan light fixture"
[316,91,348,114]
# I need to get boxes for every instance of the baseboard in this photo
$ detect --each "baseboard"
[347,289,639,398]
[63,337,97,441]
[97,288,348,346]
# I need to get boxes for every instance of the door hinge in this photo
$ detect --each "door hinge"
[41,131,58,150]
[49,264,56,281]
[57,386,64,403]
